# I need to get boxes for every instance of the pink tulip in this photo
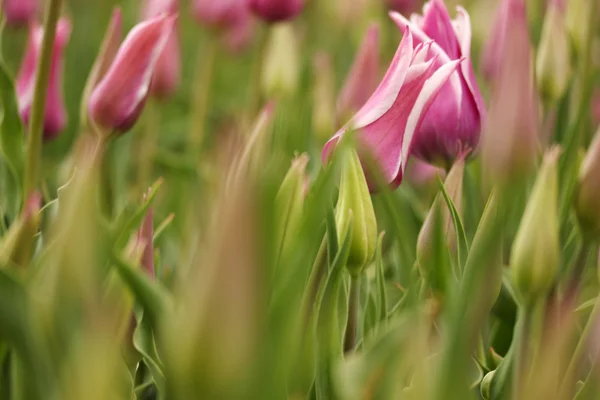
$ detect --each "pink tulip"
[337,23,381,123]
[88,14,176,133]
[16,19,71,141]
[2,0,37,27]
[221,5,256,54]
[191,0,244,27]
[322,28,462,190]
[406,157,445,187]
[481,0,513,82]
[386,0,420,15]
[390,0,485,168]
[249,0,304,23]
[142,0,181,99]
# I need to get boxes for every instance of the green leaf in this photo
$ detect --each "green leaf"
[133,313,165,395]
[111,253,172,329]
[0,59,24,219]
[375,232,387,324]
[325,204,338,267]
[437,175,469,271]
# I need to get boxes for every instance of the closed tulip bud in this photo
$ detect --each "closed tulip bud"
[481,0,540,187]
[261,23,299,98]
[337,23,380,124]
[312,52,336,144]
[221,7,256,54]
[511,148,560,303]
[536,0,571,104]
[191,0,244,28]
[2,0,37,27]
[566,0,592,57]
[575,127,600,239]
[391,0,486,167]
[275,154,309,261]
[249,0,304,23]
[142,0,181,99]
[88,13,176,135]
[335,146,378,276]
[16,19,71,140]
[481,0,514,82]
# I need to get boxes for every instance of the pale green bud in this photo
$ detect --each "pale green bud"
[566,0,592,57]
[510,148,560,302]
[536,1,571,104]
[275,154,309,260]
[335,147,377,276]
[261,23,299,98]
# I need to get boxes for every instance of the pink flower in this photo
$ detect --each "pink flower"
[142,0,181,99]
[390,0,486,168]
[191,0,245,27]
[481,0,512,82]
[2,0,37,27]
[88,13,176,134]
[221,5,256,54]
[337,23,381,122]
[386,0,420,15]
[249,0,304,23]
[16,19,71,141]
[322,28,462,190]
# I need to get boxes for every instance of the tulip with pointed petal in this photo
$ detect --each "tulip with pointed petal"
[390,0,486,168]
[322,28,463,190]
[16,19,71,141]
[88,13,176,135]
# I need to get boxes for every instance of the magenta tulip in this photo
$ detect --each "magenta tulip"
[16,19,71,140]
[322,28,462,190]
[390,0,485,168]
[249,0,304,23]
[142,0,181,99]
[2,0,37,27]
[88,13,176,134]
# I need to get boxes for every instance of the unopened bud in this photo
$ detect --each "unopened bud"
[275,154,309,261]
[566,0,592,57]
[2,0,37,27]
[335,146,377,276]
[536,0,571,104]
[261,23,299,98]
[510,148,560,302]
[575,127,600,239]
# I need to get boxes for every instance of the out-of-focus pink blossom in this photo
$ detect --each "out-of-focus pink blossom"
[2,0,37,27]
[88,14,176,133]
[391,0,486,168]
[386,0,420,15]
[16,19,71,141]
[191,0,244,27]
[337,23,381,123]
[481,0,540,185]
[481,0,513,82]
[322,28,463,190]
[142,0,181,99]
[249,0,304,23]
[406,157,445,188]
[221,6,256,54]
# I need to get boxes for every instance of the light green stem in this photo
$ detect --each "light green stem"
[138,100,160,193]
[344,276,361,353]
[23,0,63,200]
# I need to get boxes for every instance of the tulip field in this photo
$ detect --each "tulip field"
[1,0,600,398]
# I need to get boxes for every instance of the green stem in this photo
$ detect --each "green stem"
[513,304,535,399]
[23,0,63,201]
[343,276,360,353]
[138,100,160,193]
[189,34,217,156]
[248,26,268,119]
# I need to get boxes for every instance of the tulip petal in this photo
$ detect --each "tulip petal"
[419,0,461,58]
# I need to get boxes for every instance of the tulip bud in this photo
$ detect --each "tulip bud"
[566,0,592,57]
[0,192,41,268]
[1,0,37,27]
[81,8,123,131]
[536,0,571,104]
[142,0,181,99]
[416,156,464,284]
[16,19,71,140]
[221,7,256,54]
[88,14,176,135]
[249,0,304,23]
[312,52,336,145]
[261,23,299,98]
[575,127,600,239]
[481,0,540,187]
[510,148,560,303]
[335,146,378,276]
[337,23,380,124]
[275,154,309,261]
